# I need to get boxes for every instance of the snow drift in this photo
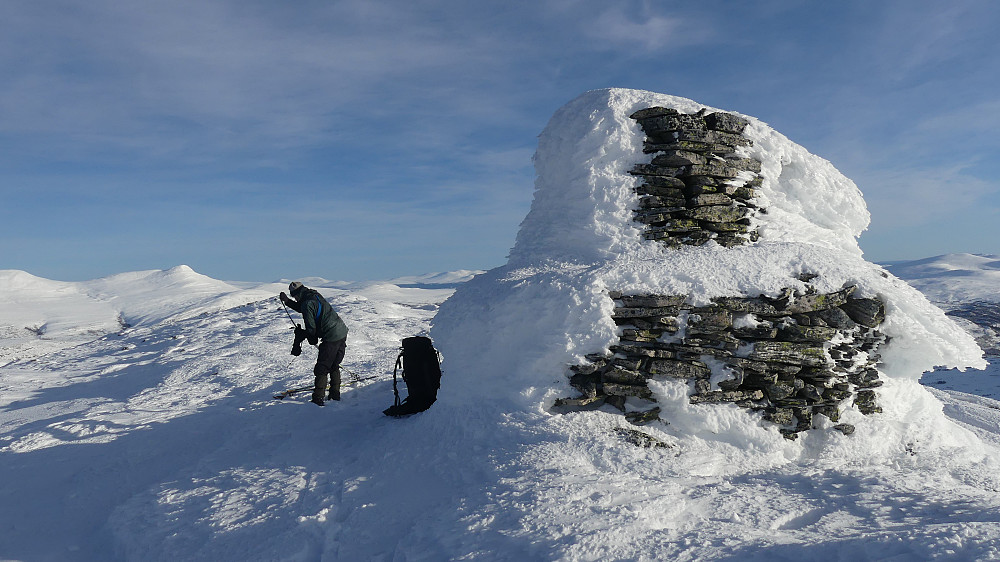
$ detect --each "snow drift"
[432,88,986,466]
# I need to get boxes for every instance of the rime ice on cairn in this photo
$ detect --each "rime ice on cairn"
[431,88,983,447]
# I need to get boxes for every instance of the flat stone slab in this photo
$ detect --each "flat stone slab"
[777,324,839,343]
[749,341,829,367]
[676,129,752,148]
[624,408,662,426]
[553,395,606,412]
[602,382,654,399]
[689,389,764,404]
[646,358,711,379]
[705,112,749,134]
[613,427,671,448]
[782,286,856,314]
[842,298,886,327]
[618,295,687,308]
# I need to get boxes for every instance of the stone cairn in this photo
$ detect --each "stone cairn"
[555,107,889,439]
[628,107,761,248]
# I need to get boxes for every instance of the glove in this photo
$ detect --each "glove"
[293,326,318,346]
[279,292,292,306]
[291,325,306,356]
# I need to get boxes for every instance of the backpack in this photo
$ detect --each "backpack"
[383,336,442,417]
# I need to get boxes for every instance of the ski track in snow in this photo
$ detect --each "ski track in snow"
[2,285,1000,560]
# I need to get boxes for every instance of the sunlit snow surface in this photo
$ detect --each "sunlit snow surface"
[0,264,999,560]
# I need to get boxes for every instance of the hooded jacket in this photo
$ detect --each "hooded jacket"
[289,287,349,342]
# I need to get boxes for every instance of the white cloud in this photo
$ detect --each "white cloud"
[578,4,707,53]
[913,99,1000,135]
[869,1,996,81]
[859,164,995,229]
[0,0,518,162]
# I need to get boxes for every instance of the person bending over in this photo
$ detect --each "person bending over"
[280,281,349,406]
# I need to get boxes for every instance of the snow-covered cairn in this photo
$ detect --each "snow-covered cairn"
[554,106,891,438]
[432,89,984,449]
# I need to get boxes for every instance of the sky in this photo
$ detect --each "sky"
[2,0,1000,283]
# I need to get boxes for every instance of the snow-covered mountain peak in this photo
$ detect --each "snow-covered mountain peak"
[0,269,71,292]
[0,266,277,362]
[889,253,1000,274]
[886,253,1000,304]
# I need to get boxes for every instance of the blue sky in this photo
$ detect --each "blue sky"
[2,0,999,282]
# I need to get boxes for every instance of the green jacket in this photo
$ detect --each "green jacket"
[291,288,349,342]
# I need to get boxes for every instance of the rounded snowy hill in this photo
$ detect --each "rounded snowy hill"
[0,265,275,362]
[432,88,986,463]
[886,253,1000,304]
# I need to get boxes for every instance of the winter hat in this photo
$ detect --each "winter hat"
[288,281,305,297]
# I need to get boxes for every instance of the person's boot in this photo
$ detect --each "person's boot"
[327,369,341,401]
[313,372,328,406]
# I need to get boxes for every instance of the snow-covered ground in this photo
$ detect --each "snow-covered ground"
[0,268,459,560]
[2,264,1000,560]
[4,87,1000,560]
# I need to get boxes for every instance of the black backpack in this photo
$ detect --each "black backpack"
[383,336,442,417]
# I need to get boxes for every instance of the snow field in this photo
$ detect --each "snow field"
[0,274,460,560]
[1,270,1000,559]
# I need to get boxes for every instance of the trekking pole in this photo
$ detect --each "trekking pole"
[277,296,303,369]
[278,296,298,328]
[342,366,361,382]
[279,295,306,351]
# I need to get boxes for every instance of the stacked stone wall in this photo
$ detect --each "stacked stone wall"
[629,107,762,248]
[557,285,887,438]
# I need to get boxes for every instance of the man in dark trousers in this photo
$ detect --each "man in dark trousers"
[280,281,349,406]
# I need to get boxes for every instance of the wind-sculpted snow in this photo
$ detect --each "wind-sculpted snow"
[508,89,869,267]
[426,89,1000,556]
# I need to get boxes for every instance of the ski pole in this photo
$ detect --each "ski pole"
[342,366,362,382]
[278,296,298,328]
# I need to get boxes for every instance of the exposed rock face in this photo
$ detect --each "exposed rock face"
[629,108,762,248]
[554,106,889,438]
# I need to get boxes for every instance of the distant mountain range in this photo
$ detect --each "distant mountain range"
[886,253,1000,355]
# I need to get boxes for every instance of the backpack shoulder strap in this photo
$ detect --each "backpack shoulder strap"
[313,295,324,323]
[392,349,404,407]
